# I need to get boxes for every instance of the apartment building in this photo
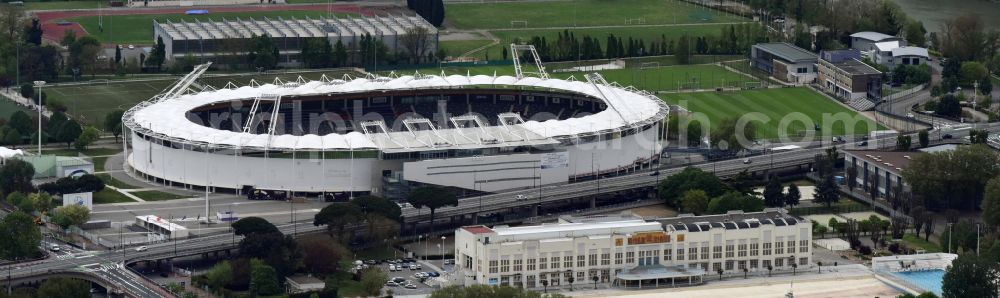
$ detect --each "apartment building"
[454,210,812,289]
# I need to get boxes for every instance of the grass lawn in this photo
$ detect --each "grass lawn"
[130,190,190,201]
[662,87,884,139]
[71,11,356,45]
[446,0,746,29]
[0,97,34,120]
[97,173,139,189]
[46,69,358,126]
[24,0,103,10]
[903,233,941,253]
[440,40,495,59]
[92,156,107,172]
[387,63,752,93]
[476,24,732,58]
[41,147,122,157]
[93,188,136,204]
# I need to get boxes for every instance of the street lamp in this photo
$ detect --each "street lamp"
[440,236,446,260]
[33,80,45,155]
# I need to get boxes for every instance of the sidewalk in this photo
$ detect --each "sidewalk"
[0,89,52,118]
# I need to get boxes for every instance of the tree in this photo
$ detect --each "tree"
[0,211,41,260]
[401,27,432,64]
[918,130,929,148]
[8,110,32,136]
[814,174,840,208]
[674,35,691,64]
[846,165,858,193]
[73,126,99,150]
[942,253,998,298]
[707,192,764,214]
[896,135,911,151]
[408,185,458,235]
[314,203,362,243]
[785,183,801,208]
[983,177,1000,229]
[351,195,402,240]
[969,129,989,144]
[36,277,90,298]
[960,61,989,87]
[249,34,279,70]
[658,167,728,207]
[680,189,710,215]
[38,174,104,195]
[29,192,53,213]
[25,18,42,45]
[205,260,233,293]
[333,40,348,67]
[711,117,756,154]
[51,205,90,229]
[903,144,1000,210]
[232,216,279,236]
[55,120,81,148]
[0,159,35,195]
[904,20,927,46]
[299,238,342,276]
[360,268,388,296]
[828,217,840,236]
[3,129,21,146]
[104,109,125,142]
[935,94,961,118]
[762,176,784,208]
[249,259,281,296]
[146,36,166,70]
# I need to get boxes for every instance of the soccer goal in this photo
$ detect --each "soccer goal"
[625,18,646,25]
[743,81,764,90]
[678,78,700,91]
[510,20,528,28]
[639,62,660,69]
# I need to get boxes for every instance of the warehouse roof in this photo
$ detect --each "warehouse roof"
[830,58,882,76]
[753,42,818,63]
[851,31,896,42]
[154,14,437,41]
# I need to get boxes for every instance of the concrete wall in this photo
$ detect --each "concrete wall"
[129,133,378,192]
[403,153,569,192]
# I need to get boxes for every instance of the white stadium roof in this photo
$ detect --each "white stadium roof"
[126,74,667,151]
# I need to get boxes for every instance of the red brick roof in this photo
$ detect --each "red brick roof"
[462,226,494,235]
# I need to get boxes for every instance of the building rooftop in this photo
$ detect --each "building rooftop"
[654,209,803,232]
[831,58,882,76]
[892,46,929,58]
[851,31,896,42]
[844,150,921,175]
[492,219,660,237]
[918,144,958,153]
[753,42,818,63]
[462,226,494,235]
[874,41,901,52]
[154,14,437,41]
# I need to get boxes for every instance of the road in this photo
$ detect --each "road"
[6,221,325,298]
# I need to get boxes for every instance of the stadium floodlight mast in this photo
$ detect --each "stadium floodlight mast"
[33,81,45,155]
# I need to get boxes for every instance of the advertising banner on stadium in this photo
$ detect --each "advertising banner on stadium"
[540,152,569,169]
[62,192,93,210]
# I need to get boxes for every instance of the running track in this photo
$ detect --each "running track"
[35,3,380,44]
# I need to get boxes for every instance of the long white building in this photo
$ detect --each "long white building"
[454,210,812,289]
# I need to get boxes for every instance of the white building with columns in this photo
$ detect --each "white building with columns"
[454,209,812,289]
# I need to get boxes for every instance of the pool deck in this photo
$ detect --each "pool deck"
[573,264,905,298]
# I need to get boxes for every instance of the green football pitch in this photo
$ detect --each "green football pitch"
[71,11,356,45]
[45,69,360,126]
[661,87,884,139]
[446,0,746,29]
[389,63,756,92]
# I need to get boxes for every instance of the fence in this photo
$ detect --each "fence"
[884,84,926,102]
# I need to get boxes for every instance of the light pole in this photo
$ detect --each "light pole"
[948,222,954,253]
[33,80,45,155]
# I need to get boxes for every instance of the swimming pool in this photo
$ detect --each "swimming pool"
[891,270,945,296]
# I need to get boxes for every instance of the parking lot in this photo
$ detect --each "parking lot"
[355,258,454,295]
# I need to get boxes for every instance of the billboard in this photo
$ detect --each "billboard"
[540,152,569,169]
[62,192,93,210]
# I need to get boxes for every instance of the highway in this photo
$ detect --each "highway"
[399,124,1000,225]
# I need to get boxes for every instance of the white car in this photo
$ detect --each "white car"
[385,281,398,287]
[388,265,396,271]
[404,283,418,289]
[135,246,148,252]
[49,244,60,252]
[410,264,418,270]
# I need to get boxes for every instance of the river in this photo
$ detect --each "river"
[890,0,1000,32]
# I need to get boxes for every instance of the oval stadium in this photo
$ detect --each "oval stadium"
[122,63,669,200]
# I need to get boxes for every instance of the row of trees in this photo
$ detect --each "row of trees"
[516,23,770,64]
[659,167,774,215]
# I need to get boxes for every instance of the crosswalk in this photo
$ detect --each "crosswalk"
[80,262,123,272]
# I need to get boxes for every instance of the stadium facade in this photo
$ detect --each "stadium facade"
[152,15,438,66]
[121,64,668,199]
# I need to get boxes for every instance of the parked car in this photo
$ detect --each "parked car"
[943,134,953,139]
[742,158,751,164]
[415,264,422,270]
[49,244,60,252]
[410,264,418,270]
[385,281,398,287]
[443,259,454,265]
[392,277,406,284]
[135,246,148,252]
[388,265,396,271]
[404,283,418,289]
[427,272,440,277]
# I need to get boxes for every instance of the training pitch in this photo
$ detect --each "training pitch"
[446,0,747,29]
[661,87,884,139]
